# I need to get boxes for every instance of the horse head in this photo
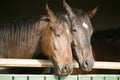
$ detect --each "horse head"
[39,4,73,75]
[63,0,97,71]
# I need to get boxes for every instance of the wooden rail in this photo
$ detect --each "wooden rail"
[0,59,120,70]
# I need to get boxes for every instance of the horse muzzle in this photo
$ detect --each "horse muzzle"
[57,63,73,75]
[79,59,94,71]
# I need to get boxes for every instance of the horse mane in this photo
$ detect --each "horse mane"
[0,17,38,41]
[0,15,50,38]
[72,9,86,20]
[0,16,50,58]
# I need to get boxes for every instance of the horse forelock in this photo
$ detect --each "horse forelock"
[73,9,94,31]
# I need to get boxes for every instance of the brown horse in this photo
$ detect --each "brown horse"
[63,0,97,72]
[0,4,73,75]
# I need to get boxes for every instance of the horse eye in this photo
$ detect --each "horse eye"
[71,27,77,32]
[55,31,60,37]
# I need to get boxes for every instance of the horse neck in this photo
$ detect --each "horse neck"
[0,18,48,58]
[34,20,50,51]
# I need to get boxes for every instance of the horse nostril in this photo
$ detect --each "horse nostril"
[62,64,70,73]
[83,60,89,69]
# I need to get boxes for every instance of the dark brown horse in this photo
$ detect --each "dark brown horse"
[0,4,73,75]
[63,0,97,72]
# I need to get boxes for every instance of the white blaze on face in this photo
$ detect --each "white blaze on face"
[66,29,69,34]
[64,23,70,34]
[82,22,88,29]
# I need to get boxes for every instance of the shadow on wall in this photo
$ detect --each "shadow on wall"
[0,0,119,30]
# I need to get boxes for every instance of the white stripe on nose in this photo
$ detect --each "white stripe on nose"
[66,29,69,34]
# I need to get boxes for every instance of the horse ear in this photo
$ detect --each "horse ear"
[46,3,58,23]
[63,0,74,18]
[87,7,98,18]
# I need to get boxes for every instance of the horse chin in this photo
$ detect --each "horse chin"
[55,65,73,76]
[56,68,72,76]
